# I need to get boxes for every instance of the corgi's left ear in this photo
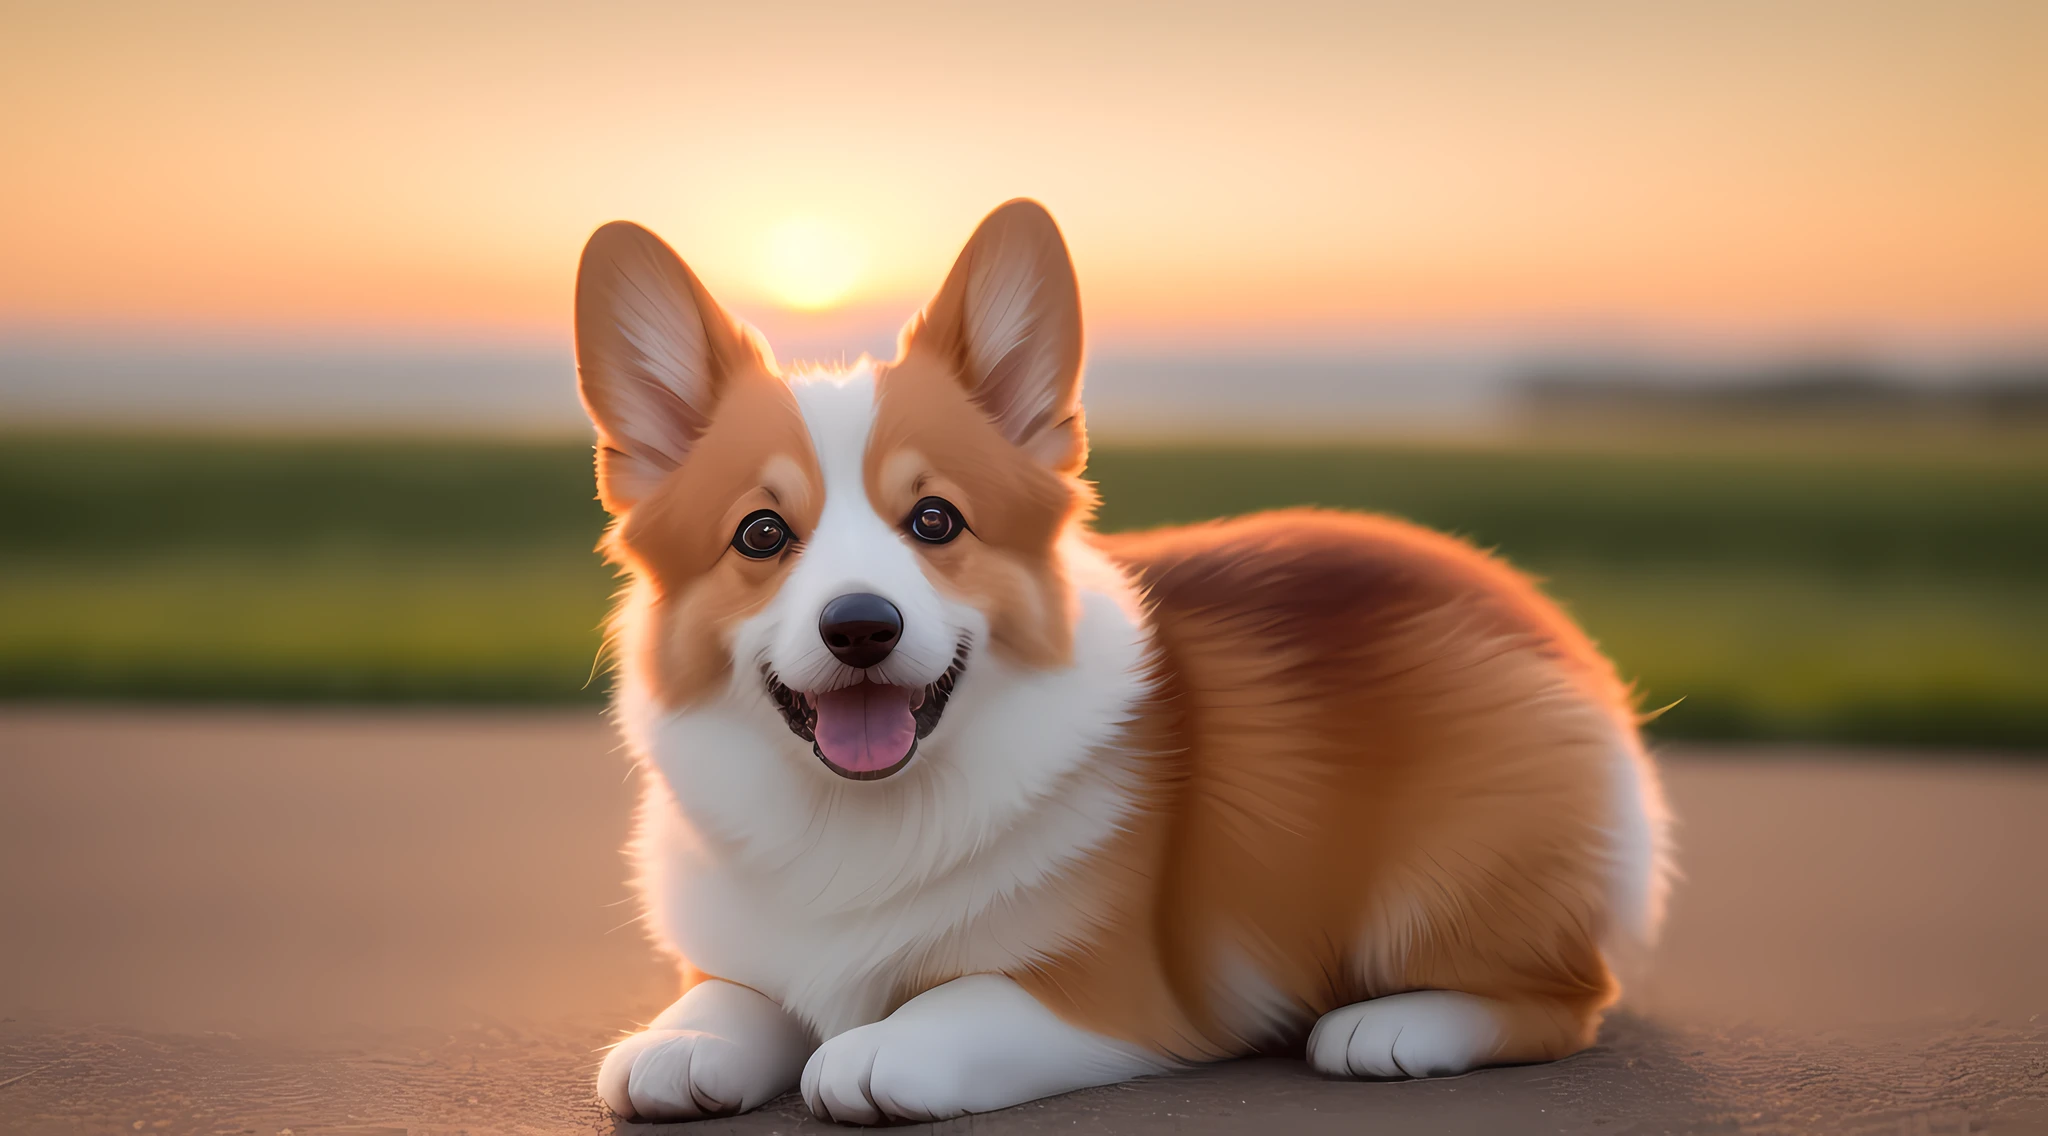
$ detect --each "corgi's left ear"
[904,199,1086,473]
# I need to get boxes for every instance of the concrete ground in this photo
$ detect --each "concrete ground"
[1,708,2043,1135]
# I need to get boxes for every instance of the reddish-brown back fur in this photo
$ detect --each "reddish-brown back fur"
[1012,509,1637,1062]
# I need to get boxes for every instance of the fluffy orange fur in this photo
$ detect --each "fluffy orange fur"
[1004,510,1638,1062]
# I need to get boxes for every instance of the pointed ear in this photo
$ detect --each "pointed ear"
[575,221,769,513]
[903,199,1087,473]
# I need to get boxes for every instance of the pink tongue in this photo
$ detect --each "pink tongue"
[812,682,919,775]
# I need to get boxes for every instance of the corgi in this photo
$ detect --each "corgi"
[583,200,1673,1124]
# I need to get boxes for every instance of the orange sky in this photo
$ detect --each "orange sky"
[3,0,2045,349]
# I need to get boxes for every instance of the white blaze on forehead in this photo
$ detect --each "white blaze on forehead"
[761,365,962,694]
[787,366,880,502]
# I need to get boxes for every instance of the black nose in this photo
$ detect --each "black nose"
[818,593,903,670]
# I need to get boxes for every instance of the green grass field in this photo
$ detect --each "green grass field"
[3,433,2043,748]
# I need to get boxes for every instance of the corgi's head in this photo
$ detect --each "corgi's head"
[577,200,1096,784]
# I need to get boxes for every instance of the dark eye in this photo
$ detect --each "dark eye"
[732,510,791,559]
[906,496,965,544]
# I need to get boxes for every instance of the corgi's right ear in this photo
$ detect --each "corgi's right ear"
[575,221,765,513]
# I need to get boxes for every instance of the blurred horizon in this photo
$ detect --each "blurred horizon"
[8,324,2048,439]
[6,0,2046,400]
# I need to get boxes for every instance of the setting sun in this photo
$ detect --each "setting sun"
[759,217,866,311]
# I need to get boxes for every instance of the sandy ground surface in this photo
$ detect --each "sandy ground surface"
[1,708,2043,1135]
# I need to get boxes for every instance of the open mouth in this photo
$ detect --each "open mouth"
[764,646,967,781]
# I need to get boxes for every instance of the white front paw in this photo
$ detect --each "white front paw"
[801,1020,968,1125]
[598,1028,781,1121]
[1306,990,1504,1079]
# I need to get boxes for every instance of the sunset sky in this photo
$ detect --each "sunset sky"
[4,0,2045,358]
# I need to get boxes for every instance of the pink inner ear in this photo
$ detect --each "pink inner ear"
[576,220,744,511]
[911,200,1083,463]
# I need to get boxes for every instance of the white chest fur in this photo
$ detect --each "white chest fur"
[613,550,1154,1039]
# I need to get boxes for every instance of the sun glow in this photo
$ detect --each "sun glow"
[759,217,867,311]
